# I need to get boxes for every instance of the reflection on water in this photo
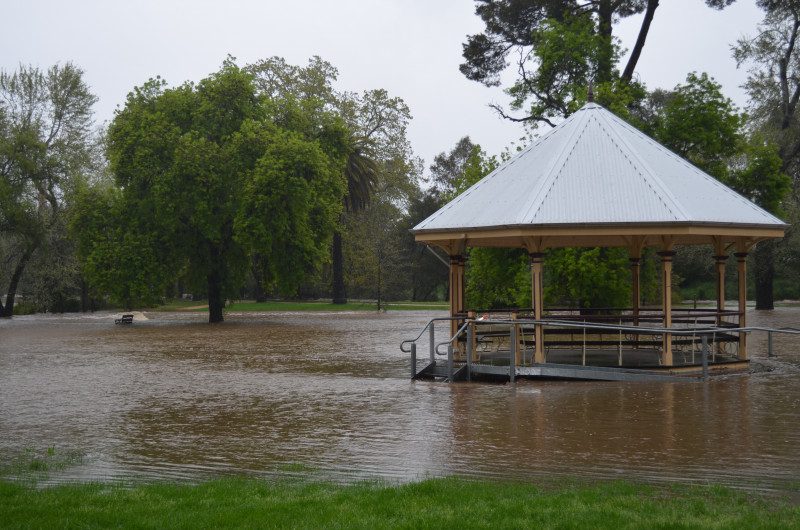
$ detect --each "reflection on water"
[1,309,799,490]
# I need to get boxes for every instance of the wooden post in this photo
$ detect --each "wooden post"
[448,255,463,339]
[511,310,522,366]
[457,255,466,314]
[735,251,748,360]
[629,257,641,326]
[468,310,478,362]
[657,250,676,366]
[713,254,729,357]
[714,254,728,326]
[529,252,545,364]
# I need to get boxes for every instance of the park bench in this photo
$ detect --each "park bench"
[114,314,134,325]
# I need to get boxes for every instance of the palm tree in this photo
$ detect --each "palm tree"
[332,136,379,304]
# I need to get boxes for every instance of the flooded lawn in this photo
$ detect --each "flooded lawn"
[1,308,799,490]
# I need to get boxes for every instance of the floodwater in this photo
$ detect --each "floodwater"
[1,308,799,491]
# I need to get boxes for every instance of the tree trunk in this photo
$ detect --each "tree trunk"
[80,277,90,313]
[332,230,347,304]
[754,241,775,310]
[0,245,36,318]
[596,0,614,83]
[252,255,267,303]
[208,271,224,323]
[621,0,659,83]
[254,281,267,303]
[376,245,383,311]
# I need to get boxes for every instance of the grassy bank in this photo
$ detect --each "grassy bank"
[1,477,797,529]
[155,299,449,312]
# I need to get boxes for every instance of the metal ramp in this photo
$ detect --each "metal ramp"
[414,360,691,383]
[471,362,692,382]
[414,362,469,382]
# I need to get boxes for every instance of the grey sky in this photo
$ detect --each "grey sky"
[2,0,764,173]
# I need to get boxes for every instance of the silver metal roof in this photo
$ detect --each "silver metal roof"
[414,103,785,233]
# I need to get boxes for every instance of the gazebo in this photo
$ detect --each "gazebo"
[412,102,786,370]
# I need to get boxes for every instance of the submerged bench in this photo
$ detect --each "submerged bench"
[114,314,134,325]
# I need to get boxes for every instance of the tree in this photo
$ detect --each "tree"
[545,248,631,309]
[343,197,410,307]
[428,136,479,201]
[86,60,347,322]
[650,72,790,307]
[461,0,735,126]
[403,192,449,302]
[332,89,418,304]
[654,72,743,179]
[332,135,379,304]
[730,138,791,308]
[0,63,97,317]
[248,57,419,304]
[734,3,800,310]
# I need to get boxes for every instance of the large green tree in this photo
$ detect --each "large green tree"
[0,63,97,317]
[653,73,790,308]
[460,0,735,126]
[80,60,347,322]
[248,58,417,305]
[732,1,800,309]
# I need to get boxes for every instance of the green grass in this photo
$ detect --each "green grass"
[153,299,448,312]
[0,477,797,529]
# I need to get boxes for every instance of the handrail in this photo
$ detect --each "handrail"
[402,318,800,352]
[405,315,800,382]
[462,307,743,314]
[456,317,800,337]
[434,321,471,356]
[399,316,461,353]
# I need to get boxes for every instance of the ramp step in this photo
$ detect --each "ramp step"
[414,362,469,381]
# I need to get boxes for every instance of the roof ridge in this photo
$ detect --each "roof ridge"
[413,115,570,231]
[594,108,691,221]
[608,114,786,225]
[518,109,590,224]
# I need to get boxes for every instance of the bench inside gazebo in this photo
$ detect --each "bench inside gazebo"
[410,101,786,378]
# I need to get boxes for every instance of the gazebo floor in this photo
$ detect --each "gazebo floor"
[444,348,750,380]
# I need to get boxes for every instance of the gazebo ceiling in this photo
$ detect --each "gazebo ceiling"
[414,103,786,251]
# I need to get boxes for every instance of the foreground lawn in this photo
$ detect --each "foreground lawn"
[155,299,448,312]
[1,478,797,529]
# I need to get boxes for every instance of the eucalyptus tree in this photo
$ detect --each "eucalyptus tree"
[732,1,800,308]
[460,0,736,126]
[0,63,97,317]
[428,136,479,201]
[734,1,800,181]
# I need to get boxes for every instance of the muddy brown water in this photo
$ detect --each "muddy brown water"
[1,308,799,490]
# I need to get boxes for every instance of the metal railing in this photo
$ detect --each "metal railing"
[402,317,800,382]
[401,317,461,379]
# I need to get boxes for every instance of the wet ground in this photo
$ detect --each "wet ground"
[1,308,799,490]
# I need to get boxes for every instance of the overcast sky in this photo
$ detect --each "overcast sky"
[2,0,765,174]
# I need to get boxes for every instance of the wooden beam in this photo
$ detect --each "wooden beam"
[629,256,641,327]
[415,224,785,250]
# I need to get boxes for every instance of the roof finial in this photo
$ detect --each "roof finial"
[587,80,594,103]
